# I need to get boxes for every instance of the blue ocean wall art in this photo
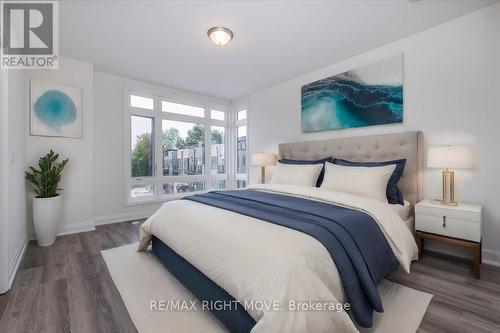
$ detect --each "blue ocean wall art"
[301,55,403,132]
[30,80,82,138]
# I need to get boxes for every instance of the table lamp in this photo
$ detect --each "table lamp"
[427,146,472,206]
[251,153,277,184]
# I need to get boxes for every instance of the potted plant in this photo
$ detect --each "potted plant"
[25,150,68,247]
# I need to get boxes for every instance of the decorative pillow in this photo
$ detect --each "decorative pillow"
[270,162,323,187]
[333,158,406,205]
[280,157,333,187]
[321,162,396,202]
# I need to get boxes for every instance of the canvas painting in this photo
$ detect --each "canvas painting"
[301,55,403,132]
[30,80,83,138]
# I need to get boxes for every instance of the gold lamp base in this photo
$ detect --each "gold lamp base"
[433,199,458,206]
[435,169,457,206]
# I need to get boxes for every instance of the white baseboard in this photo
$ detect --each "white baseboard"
[57,220,96,236]
[483,249,500,267]
[94,210,155,226]
[29,220,96,240]
[27,210,155,240]
[8,239,27,289]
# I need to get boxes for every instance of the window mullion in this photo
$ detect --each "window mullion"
[159,112,206,124]
[204,107,211,188]
[224,123,228,187]
[227,110,235,189]
[154,97,163,199]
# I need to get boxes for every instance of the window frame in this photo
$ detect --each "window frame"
[124,88,229,205]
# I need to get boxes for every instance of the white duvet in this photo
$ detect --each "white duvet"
[138,184,418,333]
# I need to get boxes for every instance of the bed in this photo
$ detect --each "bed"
[138,131,423,333]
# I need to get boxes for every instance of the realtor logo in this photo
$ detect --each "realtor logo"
[1,1,58,69]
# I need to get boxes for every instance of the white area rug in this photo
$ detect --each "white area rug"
[102,243,432,333]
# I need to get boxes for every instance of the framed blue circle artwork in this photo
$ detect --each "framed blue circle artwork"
[30,80,82,138]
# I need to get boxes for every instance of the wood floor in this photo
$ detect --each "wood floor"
[1,221,499,333]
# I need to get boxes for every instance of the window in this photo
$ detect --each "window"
[210,179,226,189]
[131,95,154,110]
[162,120,205,176]
[211,110,225,121]
[130,115,153,177]
[163,181,205,195]
[211,126,225,176]
[126,91,229,203]
[235,109,248,188]
[237,109,247,121]
[162,101,204,117]
[130,184,154,199]
[237,126,247,174]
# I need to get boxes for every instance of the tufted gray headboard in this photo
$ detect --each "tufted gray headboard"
[279,131,423,206]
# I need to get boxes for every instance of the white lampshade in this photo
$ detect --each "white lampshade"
[251,153,277,167]
[427,146,472,169]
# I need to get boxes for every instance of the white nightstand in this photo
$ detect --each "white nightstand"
[415,199,482,278]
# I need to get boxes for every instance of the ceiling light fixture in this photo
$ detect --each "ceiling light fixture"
[207,27,233,46]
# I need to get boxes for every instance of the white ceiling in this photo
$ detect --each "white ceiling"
[59,0,497,101]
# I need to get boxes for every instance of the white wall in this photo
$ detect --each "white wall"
[0,69,28,292]
[237,4,500,264]
[26,58,95,235]
[93,72,231,224]
[7,70,27,285]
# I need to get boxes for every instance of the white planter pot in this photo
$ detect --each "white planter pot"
[33,195,61,247]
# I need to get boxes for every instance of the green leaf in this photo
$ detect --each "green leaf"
[25,150,69,198]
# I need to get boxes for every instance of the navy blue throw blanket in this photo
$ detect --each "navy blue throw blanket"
[184,190,399,328]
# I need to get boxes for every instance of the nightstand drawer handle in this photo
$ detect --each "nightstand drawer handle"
[442,216,447,228]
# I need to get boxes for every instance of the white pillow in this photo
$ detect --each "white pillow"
[320,162,396,202]
[270,162,323,187]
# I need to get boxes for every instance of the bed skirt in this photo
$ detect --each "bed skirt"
[152,236,256,333]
